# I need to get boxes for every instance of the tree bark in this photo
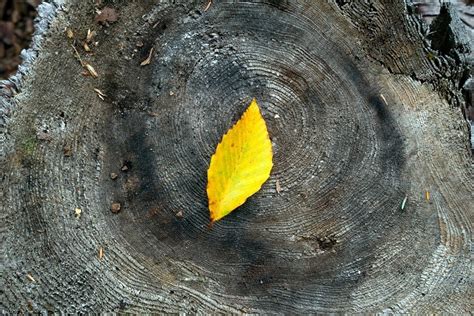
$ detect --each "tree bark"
[1,0,472,313]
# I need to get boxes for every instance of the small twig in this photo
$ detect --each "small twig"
[276,180,282,194]
[71,44,84,67]
[400,196,408,211]
[204,0,212,12]
[140,47,154,66]
[26,274,36,282]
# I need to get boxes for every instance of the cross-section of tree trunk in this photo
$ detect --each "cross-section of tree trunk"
[1,0,472,313]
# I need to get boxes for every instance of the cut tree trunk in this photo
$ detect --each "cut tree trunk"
[1,0,472,313]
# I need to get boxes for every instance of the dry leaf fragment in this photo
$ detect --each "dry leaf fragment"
[98,247,104,259]
[207,98,273,222]
[84,63,98,78]
[95,7,118,24]
[83,42,91,52]
[276,180,282,194]
[176,210,184,219]
[66,28,74,39]
[140,47,154,66]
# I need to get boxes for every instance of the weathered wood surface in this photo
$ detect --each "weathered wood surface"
[1,0,472,313]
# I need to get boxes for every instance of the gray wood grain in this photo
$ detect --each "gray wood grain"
[1,0,472,313]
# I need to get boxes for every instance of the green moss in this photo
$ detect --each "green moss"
[20,136,38,157]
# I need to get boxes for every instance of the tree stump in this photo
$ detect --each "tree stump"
[1,1,472,313]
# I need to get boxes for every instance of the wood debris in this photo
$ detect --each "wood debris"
[140,47,154,66]
[94,88,106,100]
[98,247,104,260]
[111,202,121,213]
[71,44,84,66]
[26,274,36,282]
[85,63,98,78]
[84,29,96,52]
[426,191,430,202]
[72,43,99,77]
[86,29,95,43]
[400,196,408,211]
[276,180,282,194]
[74,207,82,218]
[204,0,212,12]
[66,28,74,39]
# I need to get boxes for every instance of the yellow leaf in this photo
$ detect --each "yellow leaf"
[207,98,273,222]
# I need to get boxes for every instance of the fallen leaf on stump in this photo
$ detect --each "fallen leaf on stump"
[207,98,273,223]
